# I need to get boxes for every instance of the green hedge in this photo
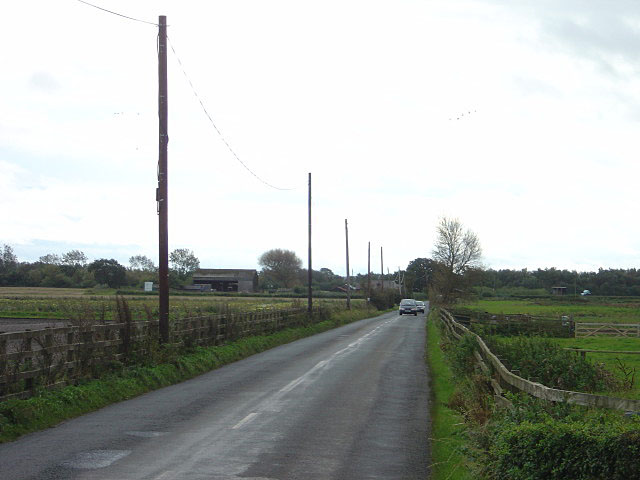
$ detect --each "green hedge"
[486,417,640,479]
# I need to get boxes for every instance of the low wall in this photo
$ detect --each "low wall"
[0,307,312,401]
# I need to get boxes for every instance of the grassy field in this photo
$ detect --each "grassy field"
[466,297,640,324]
[464,297,640,398]
[0,287,101,297]
[0,287,361,322]
[552,336,640,399]
[426,311,473,480]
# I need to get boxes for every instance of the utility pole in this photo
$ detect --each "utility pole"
[367,241,371,302]
[380,246,384,292]
[157,15,169,344]
[345,219,350,310]
[307,172,312,314]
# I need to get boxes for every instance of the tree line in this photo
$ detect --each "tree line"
[5,216,640,298]
[0,245,200,289]
[476,267,640,296]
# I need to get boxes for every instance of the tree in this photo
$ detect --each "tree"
[258,248,302,288]
[129,254,156,272]
[61,250,88,267]
[39,253,61,265]
[432,217,482,303]
[169,248,200,278]
[88,258,127,288]
[404,258,435,293]
[0,244,18,273]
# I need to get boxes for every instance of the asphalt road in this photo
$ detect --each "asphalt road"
[0,306,430,480]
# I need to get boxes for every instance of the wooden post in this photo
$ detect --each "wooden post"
[367,242,371,303]
[380,246,384,292]
[157,15,170,344]
[307,172,312,314]
[345,219,351,310]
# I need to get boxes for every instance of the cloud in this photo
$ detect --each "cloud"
[28,72,60,93]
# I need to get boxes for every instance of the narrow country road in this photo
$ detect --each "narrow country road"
[0,307,431,480]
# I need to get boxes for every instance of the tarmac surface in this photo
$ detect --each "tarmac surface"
[0,307,431,480]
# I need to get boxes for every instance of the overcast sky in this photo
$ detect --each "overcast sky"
[2,0,640,275]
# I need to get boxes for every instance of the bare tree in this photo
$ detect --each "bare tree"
[432,217,482,303]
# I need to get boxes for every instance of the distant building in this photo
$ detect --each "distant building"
[371,279,398,290]
[192,269,258,293]
[353,279,398,291]
[552,286,567,295]
[333,284,361,293]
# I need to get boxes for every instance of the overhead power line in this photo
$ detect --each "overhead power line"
[167,37,294,191]
[75,0,159,26]
[74,0,293,191]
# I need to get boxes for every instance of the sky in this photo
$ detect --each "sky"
[2,0,640,275]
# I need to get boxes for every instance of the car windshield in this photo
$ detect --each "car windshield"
[416,301,424,306]
[400,299,416,305]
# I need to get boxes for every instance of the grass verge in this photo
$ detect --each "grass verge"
[0,307,380,443]
[426,309,473,480]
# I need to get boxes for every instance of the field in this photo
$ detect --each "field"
[466,297,640,324]
[0,287,361,328]
[0,287,101,297]
[464,297,640,398]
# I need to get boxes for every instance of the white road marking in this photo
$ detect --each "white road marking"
[230,317,397,430]
[126,431,166,438]
[232,412,259,429]
[61,450,131,469]
[152,470,175,480]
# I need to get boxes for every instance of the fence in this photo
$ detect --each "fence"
[451,310,574,337]
[439,308,640,412]
[0,306,311,401]
[574,322,640,338]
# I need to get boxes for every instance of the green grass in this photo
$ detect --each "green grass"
[0,306,379,443]
[426,310,473,480]
[551,336,640,399]
[464,298,640,399]
[0,295,365,324]
[466,298,640,324]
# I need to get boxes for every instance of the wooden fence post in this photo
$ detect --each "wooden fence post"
[23,331,34,393]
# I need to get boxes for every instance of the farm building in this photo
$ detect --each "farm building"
[192,269,258,293]
[551,286,567,295]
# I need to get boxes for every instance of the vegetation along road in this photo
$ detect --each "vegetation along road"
[0,308,430,479]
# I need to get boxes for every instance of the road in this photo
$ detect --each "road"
[0,307,430,480]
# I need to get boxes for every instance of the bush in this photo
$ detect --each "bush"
[484,415,640,480]
[368,289,401,310]
[485,336,623,392]
[443,333,479,378]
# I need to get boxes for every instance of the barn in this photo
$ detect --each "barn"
[192,269,258,293]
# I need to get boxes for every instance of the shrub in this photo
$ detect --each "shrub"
[483,416,640,480]
[368,288,401,310]
[485,336,623,392]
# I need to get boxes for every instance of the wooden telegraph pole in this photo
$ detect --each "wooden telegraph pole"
[345,219,350,310]
[307,173,312,314]
[157,15,169,344]
[380,246,384,292]
[367,241,371,303]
